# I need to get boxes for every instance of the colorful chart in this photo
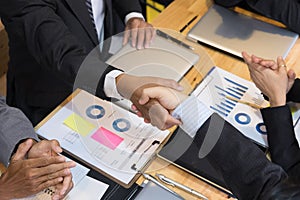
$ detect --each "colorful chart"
[210,77,248,117]
[86,105,105,119]
[91,127,124,150]
[112,118,131,132]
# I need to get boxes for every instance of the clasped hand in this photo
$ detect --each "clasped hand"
[0,139,76,200]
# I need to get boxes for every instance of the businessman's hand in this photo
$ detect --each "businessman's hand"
[116,74,183,129]
[0,139,75,200]
[28,139,75,200]
[134,86,188,129]
[242,52,296,107]
[123,17,155,49]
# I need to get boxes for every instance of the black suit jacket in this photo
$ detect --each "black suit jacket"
[261,78,300,174]
[0,0,142,125]
[192,114,286,200]
[214,0,300,34]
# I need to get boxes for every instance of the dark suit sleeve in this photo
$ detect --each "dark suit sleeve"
[2,0,116,99]
[113,0,143,20]
[261,106,300,173]
[286,79,300,103]
[246,0,300,34]
[0,96,39,166]
[193,114,286,200]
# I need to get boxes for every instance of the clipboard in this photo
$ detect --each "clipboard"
[35,89,170,188]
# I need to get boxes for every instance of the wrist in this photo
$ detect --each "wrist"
[269,96,286,107]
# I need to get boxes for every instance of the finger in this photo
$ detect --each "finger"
[26,160,75,180]
[36,177,64,194]
[287,69,296,80]
[27,156,70,168]
[123,27,130,46]
[59,174,72,196]
[259,59,277,69]
[144,27,154,48]
[139,87,160,105]
[136,111,143,118]
[40,167,72,184]
[155,78,183,91]
[162,116,182,130]
[50,140,63,154]
[251,55,263,64]
[277,56,286,69]
[131,28,138,47]
[12,139,34,161]
[137,28,145,49]
[53,180,74,200]
[241,51,251,64]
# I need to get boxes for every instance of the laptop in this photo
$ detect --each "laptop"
[106,30,199,82]
[187,4,299,60]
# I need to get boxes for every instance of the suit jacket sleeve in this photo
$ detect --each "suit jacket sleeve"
[246,0,300,34]
[261,105,300,174]
[113,0,143,20]
[0,96,39,166]
[286,78,300,103]
[193,114,286,200]
[1,0,114,99]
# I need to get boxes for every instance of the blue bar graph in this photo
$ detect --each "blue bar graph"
[212,75,249,117]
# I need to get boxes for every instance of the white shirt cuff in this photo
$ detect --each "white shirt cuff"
[172,95,213,138]
[125,12,145,24]
[104,70,124,99]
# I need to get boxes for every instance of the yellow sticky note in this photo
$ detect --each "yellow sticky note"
[64,113,96,136]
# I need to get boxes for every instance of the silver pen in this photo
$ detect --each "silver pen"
[156,174,209,200]
[142,173,184,199]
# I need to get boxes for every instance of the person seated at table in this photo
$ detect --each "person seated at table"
[132,53,300,199]
[0,96,76,200]
[214,0,300,34]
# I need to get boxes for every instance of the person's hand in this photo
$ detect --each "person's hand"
[242,52,296,107]
[0,139,76,200]
[28,139,62,158]
[116,74,183,129]
[123,17,155,49]
[244,52,296,90]
[28,139,74,200]
[134,86,188,129]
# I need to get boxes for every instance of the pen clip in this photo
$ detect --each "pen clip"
[156,174,175,187]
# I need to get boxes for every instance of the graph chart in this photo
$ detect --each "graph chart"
[193,67,269,147]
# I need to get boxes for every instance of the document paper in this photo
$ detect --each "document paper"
[36,90,169,184]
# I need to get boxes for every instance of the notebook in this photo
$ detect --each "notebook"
[106,29,199,82]
[187,4,299,60]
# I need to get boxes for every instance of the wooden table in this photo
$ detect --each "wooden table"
[139,0,300,199]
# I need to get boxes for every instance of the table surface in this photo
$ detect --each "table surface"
[138,0,300,199]
[2,1,300,199]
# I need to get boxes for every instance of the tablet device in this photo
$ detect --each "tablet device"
[157,127,233,196]
[187,5,298,60]
[134,180,184,200]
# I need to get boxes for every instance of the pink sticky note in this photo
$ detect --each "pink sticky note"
[91,127,124,150]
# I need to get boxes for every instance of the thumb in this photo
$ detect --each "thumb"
[287,69,296,92]
[139,87,161,105]
[157,78,183,91]
[11,139,33,161]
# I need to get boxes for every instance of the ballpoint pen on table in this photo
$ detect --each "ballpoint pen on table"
[156,174,209,200]
[225,95,263,109]
[142,173,184,199]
